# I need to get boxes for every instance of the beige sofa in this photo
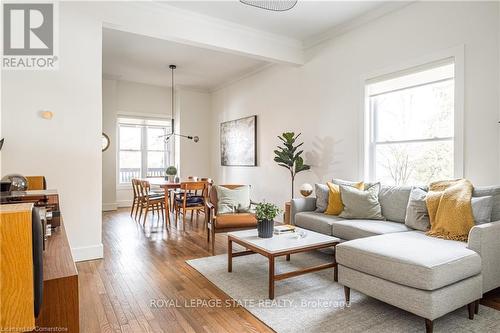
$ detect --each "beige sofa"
[291,183,500,333]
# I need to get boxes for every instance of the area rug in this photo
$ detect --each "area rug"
[187,250,500,333]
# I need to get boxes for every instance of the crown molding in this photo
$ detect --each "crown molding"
[303,1,415,50]
[210,63,276,93]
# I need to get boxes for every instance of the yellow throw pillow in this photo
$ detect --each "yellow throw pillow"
[325,181,364,215]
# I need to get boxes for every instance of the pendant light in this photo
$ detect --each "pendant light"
[240,0,297,12]
[163,64,199,143]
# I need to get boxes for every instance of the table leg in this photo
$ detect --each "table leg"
[286,254,290,261]
[228,239,233,273]
[269,256,275,299]
[164,188,170,226]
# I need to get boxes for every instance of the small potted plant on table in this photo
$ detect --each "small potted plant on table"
[165,166,177,182]
[255,202,281,238]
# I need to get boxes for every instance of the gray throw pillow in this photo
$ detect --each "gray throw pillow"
[405,187,430,231]
[339,183,384,220]
[215,185,251,214]
[472,196,493,224]
[315,183,329,213]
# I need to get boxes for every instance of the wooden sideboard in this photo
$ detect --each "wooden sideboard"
[36,220,79,333]
[0,203,36,332]
[0,202,79,332]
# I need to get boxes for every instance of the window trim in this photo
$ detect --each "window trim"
[360,45,465,182]
[116,118,171,186]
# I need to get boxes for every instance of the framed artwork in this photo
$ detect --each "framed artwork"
[220,115,257,166]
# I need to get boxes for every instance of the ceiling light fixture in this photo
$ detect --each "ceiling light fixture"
[240,0,298,12]
[160,65,199,143]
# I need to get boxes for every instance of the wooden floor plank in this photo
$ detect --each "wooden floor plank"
[77,208,500,333]
[78,209,273,333]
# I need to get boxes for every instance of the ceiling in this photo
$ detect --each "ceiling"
[163,0,389,40]
[102,28,270,90]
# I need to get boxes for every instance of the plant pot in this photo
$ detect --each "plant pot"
[166,175,175,182]
[257,219,274,238]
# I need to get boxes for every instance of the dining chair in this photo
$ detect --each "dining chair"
[137,180,166,227]
[131,179,141,218]
[174,181,207,230]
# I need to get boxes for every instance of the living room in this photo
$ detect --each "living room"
[1,1,500,333]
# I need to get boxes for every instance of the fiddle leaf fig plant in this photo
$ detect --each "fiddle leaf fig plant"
[274,132,311,199]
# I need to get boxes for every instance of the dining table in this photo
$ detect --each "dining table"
[144,178,181,216]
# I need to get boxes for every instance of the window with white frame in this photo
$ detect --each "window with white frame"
[118,117,172,184]
[365,60,455,185]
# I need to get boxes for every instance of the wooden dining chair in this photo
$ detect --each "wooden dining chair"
[131,179,141,218]
[137,180,166,227]
[174,181,207,230]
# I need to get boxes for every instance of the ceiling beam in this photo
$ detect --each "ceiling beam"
[91,1,304,65]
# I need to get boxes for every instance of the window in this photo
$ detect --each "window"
[118,117,172,184]
[366,60,455,185]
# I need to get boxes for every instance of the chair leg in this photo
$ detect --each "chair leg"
[138,204,143,223]
[183,209,186,231]
[468,302,475,320]
[160,203,165,226]
[143,206,149,226]
[211,227,215,255]
[130,199,135,217]
[425,319,433,333]
[474,299,479,314]
[344,286,350,304]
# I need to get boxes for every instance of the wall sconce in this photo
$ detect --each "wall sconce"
[40,110,53,120]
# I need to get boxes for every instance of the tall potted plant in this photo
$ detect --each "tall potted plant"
[255,202,281,238]
[273,132,311,199]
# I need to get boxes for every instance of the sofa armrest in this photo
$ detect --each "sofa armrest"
[290,197,317,225]
[467,221,500,293]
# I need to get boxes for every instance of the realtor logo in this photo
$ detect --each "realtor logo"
[2,2,58,69]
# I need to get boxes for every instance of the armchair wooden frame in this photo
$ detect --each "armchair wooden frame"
[205,185,257,255]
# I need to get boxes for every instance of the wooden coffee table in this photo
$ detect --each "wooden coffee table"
[227,227,340,299]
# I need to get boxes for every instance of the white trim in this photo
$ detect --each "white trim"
[304,1,414,50]
[359,45,465,181]
[72,244,104,262]
[102,203,118,212]
[117,199,133,208]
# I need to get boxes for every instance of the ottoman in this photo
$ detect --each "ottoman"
[336,231,482,333]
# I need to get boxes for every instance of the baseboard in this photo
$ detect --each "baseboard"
[116,199,132,208]
[102,202,118,211]
[72,243,103,262]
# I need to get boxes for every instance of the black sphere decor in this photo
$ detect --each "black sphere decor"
[257,219,274,238]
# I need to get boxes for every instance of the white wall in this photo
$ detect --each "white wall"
[1,3,103,261]
[102,80,212,208]
[210,1,500,209]
[178,89,212,179]
[102,79,117,211]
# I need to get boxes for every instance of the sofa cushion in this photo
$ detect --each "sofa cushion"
[294,212,343,235]
[379,185,412,223]
[336,231,482,291]
[215,213,257,228]
[473,185,500,221]
[331,219,411,240]
[314,184,329,213]
[339,183,384,220]
[405,187,430,231]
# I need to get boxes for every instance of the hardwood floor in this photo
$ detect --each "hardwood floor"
[77,208,273,333]
[78,208,500,333]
